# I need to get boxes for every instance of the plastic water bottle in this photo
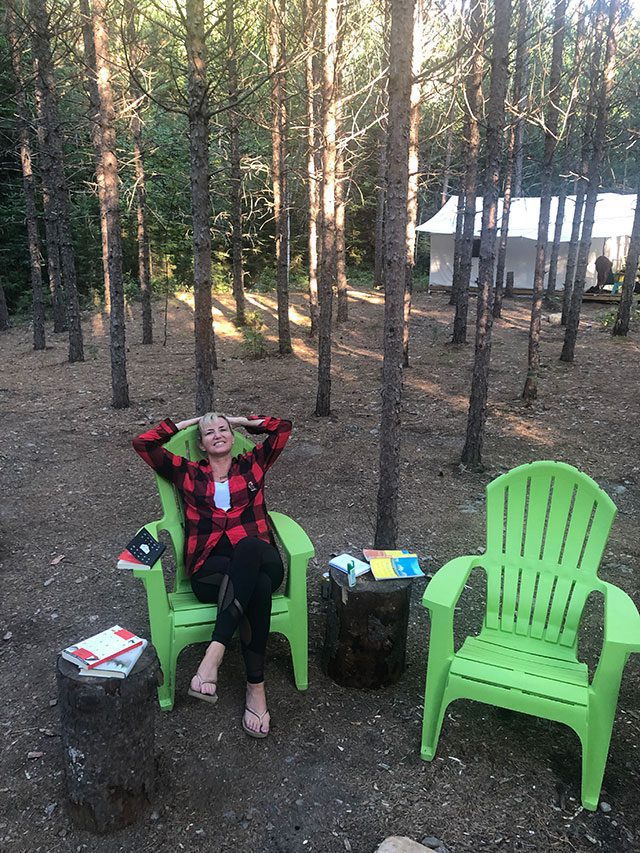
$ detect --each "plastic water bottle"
[347,560,356,588]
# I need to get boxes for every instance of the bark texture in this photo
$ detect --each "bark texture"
[322,568,411,687]
[315,0,339,416]
[374,0,415,547]
[91,0,130,408]
[186,0,216,412]
[268,0,292,354]
[461,0,512,466]
[561,0,619,363]
[545,182,567,302]
[56,649,160,832]
[373,0,390,289]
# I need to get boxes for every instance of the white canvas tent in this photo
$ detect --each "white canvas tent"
[416,193,637,291]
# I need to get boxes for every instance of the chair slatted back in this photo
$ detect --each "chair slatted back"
[484,461,616,649]
[151,425,254,594]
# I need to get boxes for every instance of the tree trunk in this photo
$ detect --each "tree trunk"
[125,6,153,343]
[81,0,111,316]
[315,0,339,416]
[402,0,423,368]
[440,112,454,207]
[226,0,246,328]
[561,0,619,363]
[90,0,129,408]
[561,181,586,325]
[268,0,292,354]
[461,0,512,467]
[303,0,320,334]
[186,0,216,412]
[494,0,529,317]
[450,193,464,305]
[511,0,531,198]
[30,0,84,360]
[612,188,640,336]
[374,0,416,548]
[522,0,565,403]
[373,0,390,289]
[6,7,45,346]
[545,181,567,302]
[451,0,484,345]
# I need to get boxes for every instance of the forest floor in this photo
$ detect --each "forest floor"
[1,287,639,853]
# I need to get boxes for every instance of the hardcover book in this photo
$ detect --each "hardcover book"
[77,639,148,679]
[117,528,165,570]
[61,626,145,669]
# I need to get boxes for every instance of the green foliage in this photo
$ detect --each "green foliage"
[241,311,268,359]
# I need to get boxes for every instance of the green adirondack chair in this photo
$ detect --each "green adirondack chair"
[421,460,640,810]
[132,424,314,711]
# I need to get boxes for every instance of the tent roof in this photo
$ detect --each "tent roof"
[416,192,638,242]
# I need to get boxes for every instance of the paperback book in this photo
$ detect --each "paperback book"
[117,528,165,570]
[362,548,424,581]
[78,639,148,679]
[61,625,145,669]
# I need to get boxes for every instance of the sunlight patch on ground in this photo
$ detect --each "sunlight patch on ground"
[346,289,384,306]
[495,410,556,448]
[91,313,106,336]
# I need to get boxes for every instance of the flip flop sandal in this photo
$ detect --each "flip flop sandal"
[188,673,218,705]
[242,706,269,738]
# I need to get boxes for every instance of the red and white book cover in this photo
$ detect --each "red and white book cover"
[61,625,144,669]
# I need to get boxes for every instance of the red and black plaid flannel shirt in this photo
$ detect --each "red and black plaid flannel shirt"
[132,416,291,577]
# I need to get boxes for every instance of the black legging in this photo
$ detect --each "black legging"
[190,534,284,684]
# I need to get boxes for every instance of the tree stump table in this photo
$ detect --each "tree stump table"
[56,644,161,833]
[322,567,412,687]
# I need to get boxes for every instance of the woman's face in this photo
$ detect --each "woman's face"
[199,417,234,457]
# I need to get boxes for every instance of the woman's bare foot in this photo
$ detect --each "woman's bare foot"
[189,640,225,702]
[243,682,270,737]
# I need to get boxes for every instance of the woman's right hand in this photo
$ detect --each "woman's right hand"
[175,416,201,430]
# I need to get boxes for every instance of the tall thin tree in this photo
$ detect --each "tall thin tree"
[315,0,339,416]
[29,0,84,360]
[374,0,416,548]
[6,5,45,347]
[373,0,390,289]
[561,0,620,363]
[303,0,320,333]
[522,0,565,402]
[185,0,216,411]
[90,0,129,407]
[267,0,292,354]
[451,0,484,345]
[612,183,640,336]
[461,0,512,466]
[402,0,423,367]
[226,0,246,327]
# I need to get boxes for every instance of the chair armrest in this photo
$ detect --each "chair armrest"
[269,511,315,566]
[602,582,640,652]
[422,555,483,612]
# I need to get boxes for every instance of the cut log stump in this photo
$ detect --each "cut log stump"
[322,567,412,688]
[56,644,161,833]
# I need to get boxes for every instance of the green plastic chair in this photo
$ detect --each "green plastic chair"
[421,460,640,810]
[132,424,314,711]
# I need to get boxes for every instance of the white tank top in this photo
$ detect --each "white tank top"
[213,480,231,511]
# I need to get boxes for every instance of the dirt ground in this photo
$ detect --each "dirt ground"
[1,288,639,853]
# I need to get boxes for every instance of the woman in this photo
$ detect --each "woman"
[133,412,291,738]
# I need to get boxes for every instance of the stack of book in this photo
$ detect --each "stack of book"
[328,549,424,581]
[61,625,147,679]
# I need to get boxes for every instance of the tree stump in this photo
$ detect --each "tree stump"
[505,270,515,298]
[56,644,161,833]
[322,567,412,688]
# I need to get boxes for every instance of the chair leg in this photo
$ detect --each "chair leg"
[287,625,308,691]
[421,655,451,761]
[580,705,616,811]
[154,638,176,712]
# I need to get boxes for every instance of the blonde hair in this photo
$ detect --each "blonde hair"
[198,412,232,438]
